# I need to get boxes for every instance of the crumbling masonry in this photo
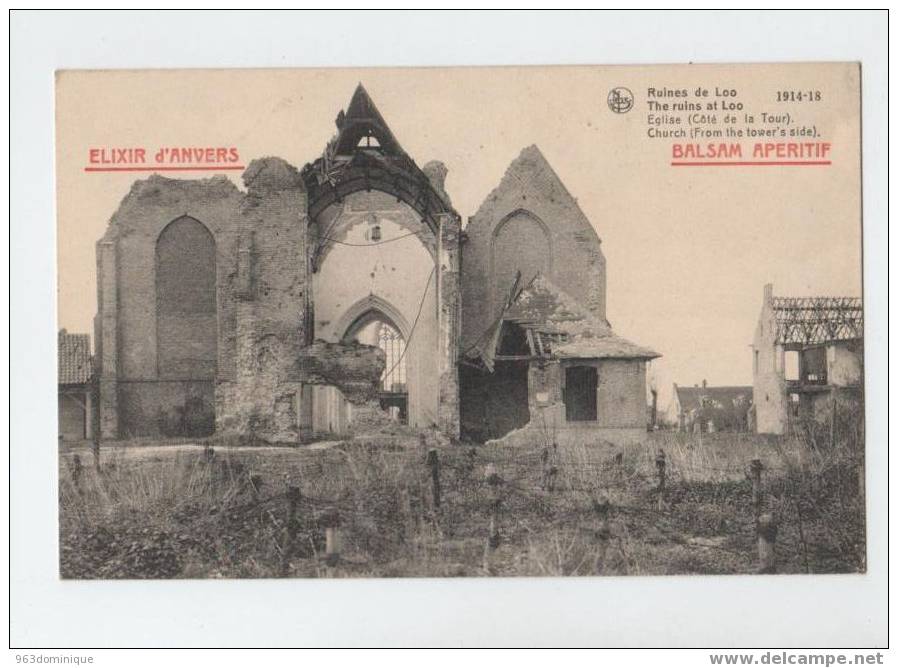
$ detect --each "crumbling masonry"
[95,84,658,445]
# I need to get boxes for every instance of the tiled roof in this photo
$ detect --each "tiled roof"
[675,385,753,413]
[507,275,660,360]
[58,330,91,385]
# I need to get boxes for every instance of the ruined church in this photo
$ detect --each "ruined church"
[94,85,659,446]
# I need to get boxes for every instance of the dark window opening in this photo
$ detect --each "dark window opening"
[497,323,532,356]
[800,347,827,385]
[565,366,598,422]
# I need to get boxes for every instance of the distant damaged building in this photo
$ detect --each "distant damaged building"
[752,283,863,435]
[671,381,753,434]
[92,84,659,446]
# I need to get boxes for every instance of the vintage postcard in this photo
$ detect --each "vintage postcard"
[55,64,864,579]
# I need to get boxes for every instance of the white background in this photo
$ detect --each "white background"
[8,9,890,650]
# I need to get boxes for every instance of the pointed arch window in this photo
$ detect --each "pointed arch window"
[378,321,406,392]
[155,216,217,378]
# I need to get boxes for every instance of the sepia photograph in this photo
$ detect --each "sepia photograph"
[10,9,888,653]
[55,63,865,580]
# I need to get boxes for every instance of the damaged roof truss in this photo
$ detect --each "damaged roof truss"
[772,296,863,345]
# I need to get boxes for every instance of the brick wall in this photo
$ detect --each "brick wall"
[486,357,648,448]
[95,158,309,442]
[95,174,244,438]
[461,145,607,350]
[215,157,308,443]
[156,216,218,379]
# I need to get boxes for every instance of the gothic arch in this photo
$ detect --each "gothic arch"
[312,202,438,272]
[336,294,411,342]
[490,208,553,310]
[155,215,218,379]
[491,208,553,267]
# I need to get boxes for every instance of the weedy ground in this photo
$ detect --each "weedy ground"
[58,424,865,579]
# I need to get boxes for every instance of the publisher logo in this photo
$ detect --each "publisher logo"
[607,87,634,114]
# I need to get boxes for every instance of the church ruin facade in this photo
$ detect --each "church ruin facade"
[94,85,658,445]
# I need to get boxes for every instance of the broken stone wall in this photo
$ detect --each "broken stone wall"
[436,212,462,437]
[95,158,310,442]
[752,285,788,435]
[827,341,863,386]
[487,358,648,448]
[215,157,309,443]
[461,145,607,351]
[94,174,244,438]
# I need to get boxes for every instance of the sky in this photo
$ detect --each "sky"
[56,64,862,410]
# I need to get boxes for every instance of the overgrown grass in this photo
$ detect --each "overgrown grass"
[59,422,865,579]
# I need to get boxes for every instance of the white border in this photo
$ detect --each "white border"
[9,9,889,648]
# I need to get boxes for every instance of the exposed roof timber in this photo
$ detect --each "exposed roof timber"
[772,296,863,345]
[334,84,403,156]
[302,86,458,235]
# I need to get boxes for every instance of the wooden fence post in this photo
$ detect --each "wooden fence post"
[592,496,612,575]
[749,459,763,521]
[757,512,778,574]
[541,446,559,491]
[280,483,301,577]
[91,437,101,475]
[426,448,441,509]
[203,444,215,463]
[71,454,83,492]
[485,464,502,550]
[319,508,342,568]
[655,449,667,510]
[249,473,263,504]
[464,447,477,477]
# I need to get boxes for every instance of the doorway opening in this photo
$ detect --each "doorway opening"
[565,365,598,422]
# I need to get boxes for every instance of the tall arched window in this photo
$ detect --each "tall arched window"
[344,311,409,424]
[377,321,407,391]
[346,314,407,392]
[491,209,552,309]
[155,216,217,379]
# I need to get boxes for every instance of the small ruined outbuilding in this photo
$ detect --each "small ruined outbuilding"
[58,330,92,441]
[752,283,863,435]
[93,84,659,446]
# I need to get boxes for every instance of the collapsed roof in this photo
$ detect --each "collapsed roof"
[465,274,659,371]
[771,296,863,346]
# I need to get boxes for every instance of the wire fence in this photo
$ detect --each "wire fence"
[59,440,865,578]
